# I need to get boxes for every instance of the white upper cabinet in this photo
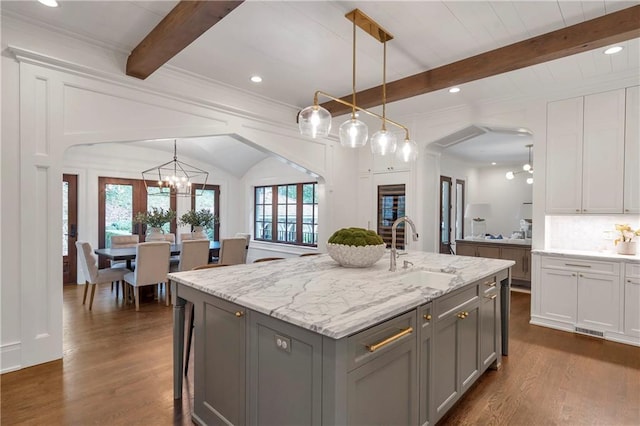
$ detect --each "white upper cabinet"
[546,97,584,214]
[546,88,633,214]
[624,86,640,214]
[582,89,626,213]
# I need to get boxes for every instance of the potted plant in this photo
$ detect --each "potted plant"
[179,209,218,239]
[134,207,176,237]
[614,224,640,255]
[326,227,386,268]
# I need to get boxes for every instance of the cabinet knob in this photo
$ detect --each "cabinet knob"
[625,209,630,212]
[579,274,584,278]
[576,209,580,212]
[572,273,576,277]
[235,311,244,318]
[423,314,432,321]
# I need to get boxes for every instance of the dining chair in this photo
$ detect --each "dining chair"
[170,239,210,273]
[184,263,230,376]
[180,233,194,243]
[76,241,128,311]
[123,242,171,311]
[253,257,285,263]
[219,237,248,265]
[109,234,139,296]
[147,233,175,243]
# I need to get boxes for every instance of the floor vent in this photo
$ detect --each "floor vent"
[575,327,604,338]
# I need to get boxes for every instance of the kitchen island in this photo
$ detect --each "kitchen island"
[169,251,514,425]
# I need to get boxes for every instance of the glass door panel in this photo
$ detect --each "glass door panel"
[104,183,134,248]
[193,184,220,241]
[440,176,452,254]
[62,174,78,284]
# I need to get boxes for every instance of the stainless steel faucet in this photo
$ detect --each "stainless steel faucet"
[390,216,419,271]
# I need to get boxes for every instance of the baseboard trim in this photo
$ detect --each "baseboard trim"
[1,341,22,374]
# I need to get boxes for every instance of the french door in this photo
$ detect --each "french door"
[439,176,452,254]
[98,177,176,267]
[62,174,78,284]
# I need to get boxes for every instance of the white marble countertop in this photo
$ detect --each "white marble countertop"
[457,238,532,246]
[533,249,640,263]
[169,251,514,339]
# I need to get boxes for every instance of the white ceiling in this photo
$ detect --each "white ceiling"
[2,0,639,169]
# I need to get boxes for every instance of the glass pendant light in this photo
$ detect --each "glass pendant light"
[339,17,368,148]
[396,138,418,163]
[371,39,397,155]
[298,103,331,138]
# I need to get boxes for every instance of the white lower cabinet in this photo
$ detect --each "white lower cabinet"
[532,253,639,346]
[624,264,640,339]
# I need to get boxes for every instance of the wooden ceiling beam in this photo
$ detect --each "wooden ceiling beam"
[126,0,244,80]
[320,5,640,116]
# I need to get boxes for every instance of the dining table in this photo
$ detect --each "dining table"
[95,240,221,270]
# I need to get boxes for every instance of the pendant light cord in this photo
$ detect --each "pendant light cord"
[382,40,387,131]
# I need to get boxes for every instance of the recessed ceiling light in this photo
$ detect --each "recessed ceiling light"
[250,75,262,83]
[38,0,58,7]
[448,87,460,93]
[491,162,497,166]
[604,46,623,55]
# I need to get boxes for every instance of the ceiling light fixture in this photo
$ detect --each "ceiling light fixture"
[250,75,262,83]
[38,0,58,7]
[505,144,534,184]
[449,87,461,93]
[604,46,623,55]
[141,140,209,197]
[298,9,418,162]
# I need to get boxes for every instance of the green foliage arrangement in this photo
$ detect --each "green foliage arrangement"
[328,227,384,247]
[179,209,218,228]
[133,207,176,228]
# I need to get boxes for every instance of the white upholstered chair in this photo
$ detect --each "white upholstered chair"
[109,234,140,297]
[76,241,128,310]
[170,239,210,273]
[123,242,171,311]
[219,237,248,265]
[180,233,193,243]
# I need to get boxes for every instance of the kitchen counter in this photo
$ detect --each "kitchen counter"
[534,248,640,263]
[169,251,514,424]
[168,251,514,339]
[457,237,532,247]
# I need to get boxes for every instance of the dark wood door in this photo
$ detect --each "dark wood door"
[439,176,452,254]
[98,177,176,268]
[63,174,78,284]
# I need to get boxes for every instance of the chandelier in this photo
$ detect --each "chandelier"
[298,9,418,163]
[141,140,209,197]
[505,144,534,184]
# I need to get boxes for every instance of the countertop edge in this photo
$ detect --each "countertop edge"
[532,249,640,263]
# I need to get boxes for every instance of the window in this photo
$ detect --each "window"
[254,182,318,246]
[377,184,406,249]
[192,184,220,241]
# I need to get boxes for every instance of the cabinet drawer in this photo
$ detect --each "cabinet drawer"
[434,283,480,321]
[540,256,619,275]
[625,263,640,278]
[347,310,416,371]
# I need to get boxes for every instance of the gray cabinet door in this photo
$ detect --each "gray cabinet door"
[480,289,499,369]
[248,312,323,426]
[194,297,246,426]
[418,304,432,426]
[346,337,418,426]
[458,305,480,393]
[432,312,458,421]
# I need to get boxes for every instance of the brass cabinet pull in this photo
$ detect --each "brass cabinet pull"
[565,263,591,268]
[423,314,432,321]
[484,280,496,287]
[366,327,413,352]
[235,311,244,317]
[457,311,469,319]
[486,294,497,300]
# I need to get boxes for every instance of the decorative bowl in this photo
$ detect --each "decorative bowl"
[326,242,386,268]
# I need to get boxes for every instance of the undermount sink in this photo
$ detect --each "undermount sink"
[399,270,456,291]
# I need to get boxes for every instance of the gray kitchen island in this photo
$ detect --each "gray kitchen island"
[169,252,513,426]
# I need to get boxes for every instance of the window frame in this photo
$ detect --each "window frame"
[254,182,318,247]
[191,183,220,242]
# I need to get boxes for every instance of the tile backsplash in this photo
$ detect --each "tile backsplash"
[546,215,640,252]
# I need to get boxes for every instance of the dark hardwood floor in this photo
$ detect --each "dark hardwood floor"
[2,285,639,425]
